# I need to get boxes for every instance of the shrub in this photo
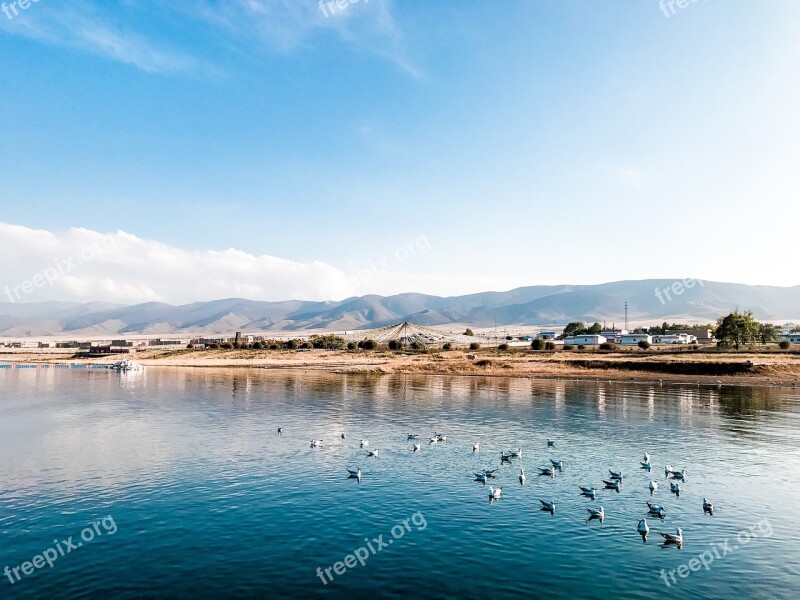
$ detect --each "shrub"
[442,342,453,350]
[599,342,617,351]
[779,340,791,350]
[531,338,546,350]
[388,340,400,350]
[361,339,378,351]
[464,328,474,336]
[186,344,193,349]
[469,342,481,351]
[410,341,422,350]
[506,336,513,341]
[545,341,556,350]
[269,344,279,350]
[285,339,298,350]
[210,343,220,350]
[475,359,491,367]
[347,342,357,350]
[563,344,575,351]
[221,342,233,350]
[638,340,651,350]
[577,344,586,350]
[498,343,509,351]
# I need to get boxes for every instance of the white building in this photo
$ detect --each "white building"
[564,335,607,345]
[619,334,653,345]
[653,333,695,344]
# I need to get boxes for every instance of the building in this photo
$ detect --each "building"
[619,334,653,345]
[564,335,607,345]
[666,329,712,344]
[601,329,627,342]
[653,333,695,344]
[783,334,800,344]
[537,331,557,340]
[89,345,137,355]
[147,339,184,347]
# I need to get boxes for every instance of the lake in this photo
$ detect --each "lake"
[1,367,799,599]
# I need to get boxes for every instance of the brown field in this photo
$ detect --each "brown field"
[4,346,800,387]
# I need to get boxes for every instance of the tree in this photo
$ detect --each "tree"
[715,310,759,350]
[347,342,357,350]
[388,340,400,350]
[531,338,546,350]
[638,340,651,350]
[285,339,298,350]
[361,339,378,350]
[587,322,602,335]
[563,322,586,337]
[469,342,481,350]
[464,328,474,336]
[498,343,509,351]
[779,340,791,350]
[545,341,556,350]
[757,323,780,345]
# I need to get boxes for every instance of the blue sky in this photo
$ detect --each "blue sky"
[1,1,799,303]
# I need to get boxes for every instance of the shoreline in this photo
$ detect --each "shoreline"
[3,348,800,388]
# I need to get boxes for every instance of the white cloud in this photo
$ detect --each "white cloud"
[0,223,352,304]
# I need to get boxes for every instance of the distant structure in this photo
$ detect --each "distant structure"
[347,322,475,348]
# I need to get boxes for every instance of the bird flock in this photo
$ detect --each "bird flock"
[283,425,713,547]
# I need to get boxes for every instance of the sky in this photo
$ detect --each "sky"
[1,0,799,305]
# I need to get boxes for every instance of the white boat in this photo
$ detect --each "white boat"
[109,360,143,372]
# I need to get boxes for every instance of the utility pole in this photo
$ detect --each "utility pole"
[624,302,629,332]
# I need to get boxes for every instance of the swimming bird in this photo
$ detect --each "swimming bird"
[509,448,522,458]
[649,481,658,493]
[488,486,503,499]
[603,479,621,491]
[670,482,681,494]
[540,499,556,513]
[587,506,605,521]
[580,486,597,498]
[360,439,370,448]
[483,469,498,478]
[366,449,379,457]
[310,439,321,448]
[341,432,346,439]
[638,518,650,538]
[664,465,674,476]
[550,459,563,469]
[429,437,438,445]
[547,439,555,447]
[500,453,512,463]
[277,426,283,434]
[412,443,421,452]
[474,472,488,482]
[703,497,714,514]
[519,469,526,485]
[647,502,666,517]
[435,433,447,442]
[644,451,651,463]
[660,528,683,545]
[472,442,480,452]
[671,469,687,480]
[641,462,652,470]
[539,467,555,476]
[609,470,624,481]
[346,468,361,478]
[407,434,419,440]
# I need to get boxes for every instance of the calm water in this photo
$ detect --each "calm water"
[1,368,799,599]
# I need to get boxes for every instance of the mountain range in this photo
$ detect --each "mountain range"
[1,279,798,338]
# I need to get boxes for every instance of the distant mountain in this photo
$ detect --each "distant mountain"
[1,280,798,338]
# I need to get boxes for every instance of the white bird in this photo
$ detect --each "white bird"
[435,433,447,442]
[346,468,361,478]
[341,432,346,439]
[665,465,674,476]
[519,469,526,485]
[474,472,488,482]
[540,499,556,512]
[429,437,438,445]
[609,470,623,481]
[509,448,522,458]
[670,468,686,480]
[483,469,498,478]
[649,481,658,492]
[360,439,369,447]
[580,486,597,498]
[310,439,321,447]
[412,443,421,452]
[550,459,563,469]
[587,506,605,520]
[660,528,684,544]
[638,518,650,537]
[472,442,480,452]
[366,449,379,457]
[488,486,502,499]
[703,497,714,513]
[670,482,681,494]
[647,502,666,517]
[644,451,651,463]
[603,479,621,491]
[641,461,652,470]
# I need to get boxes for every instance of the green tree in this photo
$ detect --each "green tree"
[469,342,481,350]
[715,310,759,350]
[285,339,298,350]
[464,328,474,336]
[563,322,586,337]
[361,339,378,350]
[757,323,780,345]
[388,340,400,350]
[587,322,602,334]
[531,338,546,350]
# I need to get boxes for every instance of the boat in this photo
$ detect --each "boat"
[109,360,143,372]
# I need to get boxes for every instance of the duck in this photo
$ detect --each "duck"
[310,439,322,448]
[550,459,563,469]
[366,449,379,457]
[488,486,502,499]
[660,528,684,545]
[603,479,621,491]
[360,439,370,448]
[472,442,480,452]
[649,481,658,493]
[540,499,556,513]
[587,506,605,520]
[609,470,623,481]
[638,518,650,537]
[703,497,714,513]
[346,468,361,478]
[519,469,526,485]
[412,443,421,452]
